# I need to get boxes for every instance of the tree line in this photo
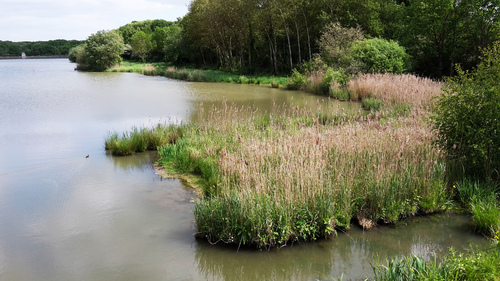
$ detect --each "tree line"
[0,40,83,57]
[72,0,499,78]
[179,0,499,78]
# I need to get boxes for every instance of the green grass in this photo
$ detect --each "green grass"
[107,61,288,87]
[453,178,500,237]
[362,98,384,111]
[373,246,500,281]
[105,124,182,156]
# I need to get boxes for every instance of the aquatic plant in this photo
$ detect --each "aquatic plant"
[105,124,182,156]
[373,247,500,281]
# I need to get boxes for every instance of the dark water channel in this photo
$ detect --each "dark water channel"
[0,59,489,280]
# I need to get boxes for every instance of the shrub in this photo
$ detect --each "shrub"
[432,42,500,178]
[351,38,409,74]
[318,68,336,95]
[68,44,85,63]
[80,30,124,71]
[286,69,306,90]
[318,22,364,70]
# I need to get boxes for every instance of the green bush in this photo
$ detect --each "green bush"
[432,42,500,178]
[79,30,124,71]
[286,69,306,90]
[68,44,85,63]
[318,22,364,70]
[351,38,409,74]
[317,68,336,95]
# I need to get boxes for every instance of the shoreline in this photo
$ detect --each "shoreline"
[0,56,68,60]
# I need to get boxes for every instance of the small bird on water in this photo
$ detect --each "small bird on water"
[85,155,89,158]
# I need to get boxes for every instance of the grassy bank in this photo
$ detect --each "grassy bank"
[108,61,288,87]
[373,242,500,281]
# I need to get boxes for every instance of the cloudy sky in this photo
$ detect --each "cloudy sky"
[0,0,192,42]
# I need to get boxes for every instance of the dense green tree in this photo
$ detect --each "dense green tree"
[78,30,124,71]
[351,38,409,74]
[433,42,500,178]
[130,31,152,62]
[0,40,83,57]
[396,0,499,77]
[317,22,364,71]
[117,20,172,44]
[68,44,85,63]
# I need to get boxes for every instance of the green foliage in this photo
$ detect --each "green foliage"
[396,0,500,77]
[361,98,383,111]
[318,22,364,71]
[432,42,500,178]
[373,247,500,281]
[117,19,172,44]
[0,40,83,57]
[318,68,336,95]
[79,30,124,71]
[130,31,152,62]
[351,38,409,74]
[105,124,182,156]
[286,69,307,90]
[471,194,500,236]
[146,108,446,248]
[159,24,183,63]
[68,44,85,63]
[454,178,500,236]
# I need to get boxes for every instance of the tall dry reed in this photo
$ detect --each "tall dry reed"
[348,73,442,107]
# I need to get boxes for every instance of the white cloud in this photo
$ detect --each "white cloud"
[0,0,191,41]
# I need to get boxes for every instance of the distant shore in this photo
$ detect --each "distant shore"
[0,56,68,60]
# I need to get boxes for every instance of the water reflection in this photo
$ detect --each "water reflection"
[185,82,361,122]
[195,213,486,280]
[106,151,159,172]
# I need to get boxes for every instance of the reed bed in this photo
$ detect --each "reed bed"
[151,94,449,247]
[107,74,457,248]
[348,73,442,107]
[141,64,158,76]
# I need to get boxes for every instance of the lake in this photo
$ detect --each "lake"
[0,59,488,280]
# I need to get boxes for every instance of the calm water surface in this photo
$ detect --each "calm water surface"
[0,59,489,280]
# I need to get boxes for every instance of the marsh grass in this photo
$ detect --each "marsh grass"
[151,98,448,247]
[454,178,500,237]
[105,73,454,248]
[105,124,182,156]
[348,73,442,107]
[373,247,500,281]
[361,98,384,111]
[141,64,158,76]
